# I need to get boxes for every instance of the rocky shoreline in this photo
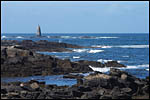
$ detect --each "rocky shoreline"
[1,40,149,99]
[1,40,126,77]
[1,68,149,99]
[1,40,84,52]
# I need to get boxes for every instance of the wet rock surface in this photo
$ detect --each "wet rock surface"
[1,69,149,99]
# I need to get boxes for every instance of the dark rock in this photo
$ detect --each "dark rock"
[98,89,106,95]
[81,92,100,99]
[1,48,7,57]
[63,74,84,79]
[110,68,127,77]
[100,95,112,99]
[77,78,83,85]
[120,88,132,94]
[78,60,105,68]
[78,85,92,92]
[105,61,126,67]
[1,88,7,94]
[71,90,84,97]
[141,85,149,94]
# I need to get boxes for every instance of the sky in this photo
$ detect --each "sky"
[1,1,149,33]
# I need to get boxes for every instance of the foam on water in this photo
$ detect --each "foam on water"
[89,64,149,73]
[88,50,104,53]
[92,45,149,49]
[1,36,7,39]
[89,65,111,73]
[16,36,24,38]
[96,37,119,39]
[97,59,113,63]
[125,64,149,69]
[72,49,88,53]
[73,56,80,59]
[116,45,149,48]
[92,45,112,48]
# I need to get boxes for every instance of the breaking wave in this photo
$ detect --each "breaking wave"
[88,50,104,53]
[1,36,7,39]
[92,45,112,48]
[96,37,119,39]
[16,36,24,38]
[89,64,149,73]
[72,49,104,53]
[92,45,149,49]
[73,56,80,59]
[72,49,88,53]
[116,45,149,48]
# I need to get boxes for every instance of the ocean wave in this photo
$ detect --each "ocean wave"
[73,56,80,59]
[16,36,24,38]
[72,49,88,53]
[89,65,111,73]
[73,49,104,53]
[88,50,104,53]
[96,37,119,39]
[116,45,149,48]
[92,45,149,49]
[125,64,149,69]
[97,59,125,63]
[89,64,149,73]
[97,59,113,63]
[1,36,7,39]
[79,36,119,39]
[92,45,112,48]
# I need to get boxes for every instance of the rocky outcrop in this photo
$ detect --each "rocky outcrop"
[104,61,126,67]
[1,69,149,99]
[1,46,93,77]
[1,40,84,52]
[1,45,127,77]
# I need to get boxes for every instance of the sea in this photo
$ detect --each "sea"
[1,33,149,86]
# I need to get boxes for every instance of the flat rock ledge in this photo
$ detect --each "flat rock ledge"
[1,68,149,99]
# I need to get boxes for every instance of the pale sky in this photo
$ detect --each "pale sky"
[1,1,149,33]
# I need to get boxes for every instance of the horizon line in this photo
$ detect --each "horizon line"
[1,32,149,34]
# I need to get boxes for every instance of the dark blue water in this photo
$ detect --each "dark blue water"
[1,33,149,85]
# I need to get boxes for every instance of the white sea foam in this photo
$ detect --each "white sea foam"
[96,37,119,39]
[1,36,7,39]
[97,59,113,63]
[47,36,51,38]
[89,64,149,73]
[89,65,111,73]
[92,45,112,48]
[73,56,80,59]
[16,36,24,38]
[92,45,149,49]
[88,50,104,53]
[116,45,149,48]
[125,64,149,69]
[72,49,88,53]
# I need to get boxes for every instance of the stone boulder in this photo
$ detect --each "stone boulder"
[105,61,126,67]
